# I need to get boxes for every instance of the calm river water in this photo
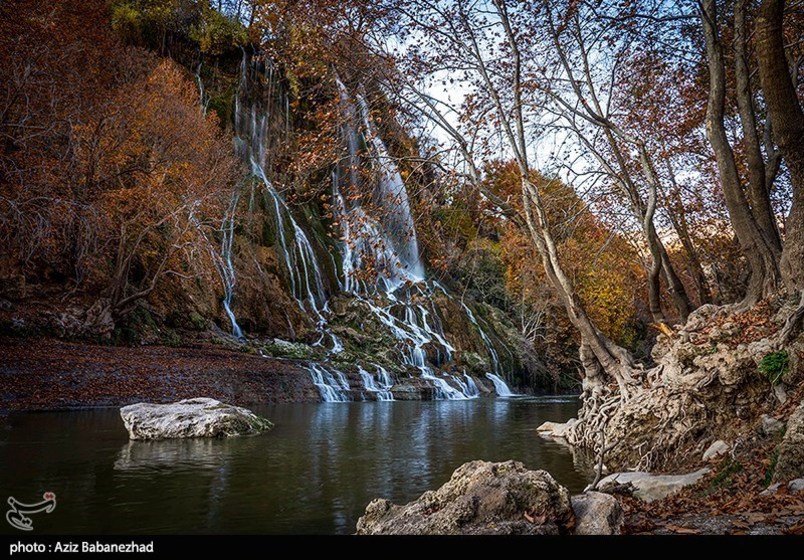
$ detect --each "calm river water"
[0,397,588,534]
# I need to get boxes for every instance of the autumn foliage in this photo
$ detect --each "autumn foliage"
[0,0,241,324]
[488,162,646,351]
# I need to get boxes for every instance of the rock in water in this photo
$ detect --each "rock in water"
[536,419,578,441]
[597,469,709,502]
[773,400,804,483]
[120,398,272,440]
[355,460,572,535]
[570,492,623,535]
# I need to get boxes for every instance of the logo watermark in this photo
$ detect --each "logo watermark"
[6,492,56,531]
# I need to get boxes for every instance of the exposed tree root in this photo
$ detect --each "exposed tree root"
[566,296,803,472]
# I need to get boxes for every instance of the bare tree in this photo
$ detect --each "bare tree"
[382,0,643,447]
[539,2,694,323]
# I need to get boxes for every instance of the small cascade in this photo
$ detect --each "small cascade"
[308,363,350,402]
[218,191,244,339]
[359,367,393,401]
[360,285,470,400]
[463,374,481,398]
[486,373,516,397]
[422,371,468,400]
[376,365,395,390]
[195,63,210,116]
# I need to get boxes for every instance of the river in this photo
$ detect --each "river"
[0,397,588,534]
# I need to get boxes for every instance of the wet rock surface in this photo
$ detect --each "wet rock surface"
[773,400,804,483]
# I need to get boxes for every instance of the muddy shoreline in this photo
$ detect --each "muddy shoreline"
[0,336,320,412]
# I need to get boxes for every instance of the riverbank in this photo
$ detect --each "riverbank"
[0,336,320,412]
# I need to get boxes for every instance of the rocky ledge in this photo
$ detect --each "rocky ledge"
[120,397,273,440]
[356,460,623,535]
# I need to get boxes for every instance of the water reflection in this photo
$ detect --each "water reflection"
[115,439,231,472]
[0,398,589,534]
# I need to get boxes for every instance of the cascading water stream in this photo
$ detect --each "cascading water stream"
[358,367,393,401]
[195,62,244,339]
[219,192,244,339]
[464,374,481,397]
[234,51,342,351]
[486,373,516,397]
[308,363,350,402]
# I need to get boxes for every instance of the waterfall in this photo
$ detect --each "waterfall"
[359,367,393,401]
[356,92,425,283]
[221,59,516,402]
[463,374,480,397]
[195,63,243,338]
[334,79,425,293]
[234,51,339,349]
[332,78,473,400]
[195,63,210,116]
[308,363,350,402]
[219,191,244,339]
[486,373,516,397]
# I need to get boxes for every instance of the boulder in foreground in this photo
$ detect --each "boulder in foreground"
[570,492,623,535]
[356,460,572,535]
[120,397,272,440]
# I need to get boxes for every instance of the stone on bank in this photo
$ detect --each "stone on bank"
[120,397,272,440]
[356,460,573,535]
[597,468,709,502]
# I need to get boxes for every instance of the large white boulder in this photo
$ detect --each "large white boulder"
[120,398,272,440]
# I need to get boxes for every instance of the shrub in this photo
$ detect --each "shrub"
[759,351,790,385]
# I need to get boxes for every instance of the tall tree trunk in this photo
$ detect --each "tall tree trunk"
[756,0,804,292]
[665,176,714,305]
[658,240,693,321]
[646,246,664,323]
[636,143,694,321]
[701,0,780,303]
[734,0,783,255]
